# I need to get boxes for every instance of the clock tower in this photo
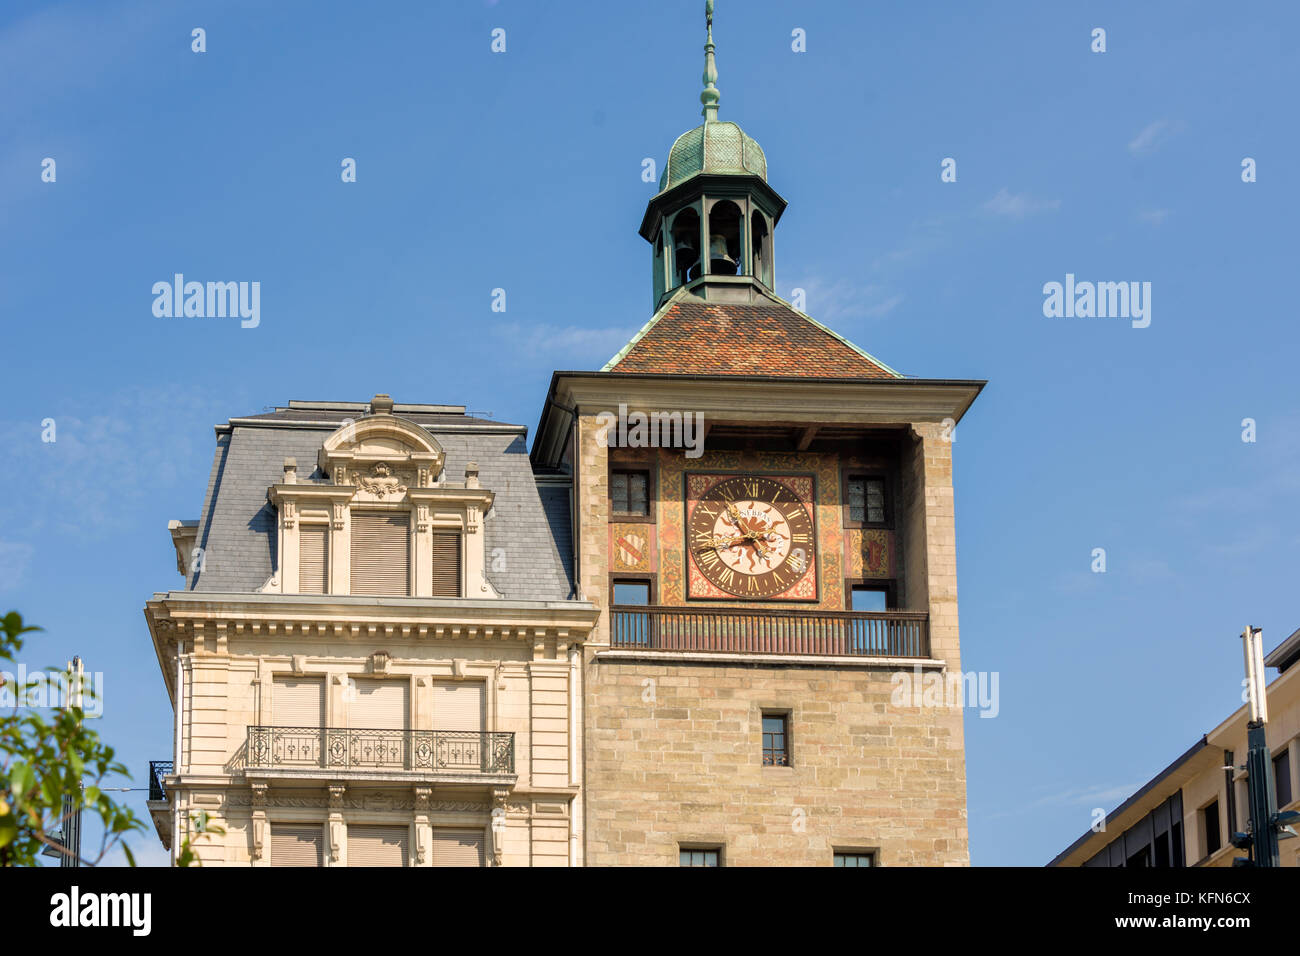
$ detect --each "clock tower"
[532,1,986,867]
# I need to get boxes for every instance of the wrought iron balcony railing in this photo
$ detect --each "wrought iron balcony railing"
[246,727,515,775]
[609,605,930,658]
[148,760,173,801]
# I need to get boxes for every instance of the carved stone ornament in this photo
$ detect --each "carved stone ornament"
[357,461,410,499]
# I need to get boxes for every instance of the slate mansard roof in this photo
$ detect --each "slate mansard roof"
[186,401,576,602]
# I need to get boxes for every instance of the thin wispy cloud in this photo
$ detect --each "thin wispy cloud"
[1137,208,1172,226]
[492,322,631,362]
[0,386,217,538]
[985,781,1144,821]
[787,277,904,324]
[982,188,1062,219]
[0,540,34,593]
[1128,119,1183,155]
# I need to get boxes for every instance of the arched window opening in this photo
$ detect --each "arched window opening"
[653,232,666,305]
[707,201,743,276]
[751,211,772,287]
[670,207,702,286]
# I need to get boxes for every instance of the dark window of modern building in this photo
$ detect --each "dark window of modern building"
[1082,792,1183,867]
[1154,831,1170,867]
[833,851,875,867]
[1203,800,1221,856]
[611,470,649,516]
[1275,750,1293,808]
[846,476,887,526]
[762,713,789,766]
[680,847,721,867]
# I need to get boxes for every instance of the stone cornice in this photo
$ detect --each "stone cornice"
[532,371,984,466]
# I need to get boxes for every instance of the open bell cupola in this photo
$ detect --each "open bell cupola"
[640,0,788,312]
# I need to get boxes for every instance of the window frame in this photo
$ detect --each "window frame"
[678,844,724,867]
[841,470,893,530]
[1274,746,1293,808]
[761,710,791,768]
[610,467,655,523]
[845,578,898,611]
[1202,799,1221,857]
[832,848,878,867]
[610,575,655,607]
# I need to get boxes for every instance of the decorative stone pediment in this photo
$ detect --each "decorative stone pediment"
[318,411,444,492]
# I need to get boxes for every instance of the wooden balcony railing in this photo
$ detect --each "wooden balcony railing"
[608,605,929,658]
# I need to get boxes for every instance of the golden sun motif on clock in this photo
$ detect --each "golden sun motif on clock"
[687,476,815,599]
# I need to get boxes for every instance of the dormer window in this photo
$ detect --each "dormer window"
[267,398,497,600]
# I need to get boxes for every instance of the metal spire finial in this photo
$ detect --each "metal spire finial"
[701,0,720,122]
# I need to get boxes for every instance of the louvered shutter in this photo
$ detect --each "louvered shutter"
[273,678,324,727]
[432,828,485,867]
[430,531,462,597]
[347,825,408,867]
[349,678,409,729]
[432,681,484,732]
[298,525,329,594]
[350,511,410,595]
[271,824,323,867]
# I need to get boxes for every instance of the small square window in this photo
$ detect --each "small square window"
[611,470,650,516]
[679,847,721,867]
[762,713,789,766]
[834,851,875,867]
[846,475,887,526]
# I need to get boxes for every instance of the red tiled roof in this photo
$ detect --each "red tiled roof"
[606,298,898,379]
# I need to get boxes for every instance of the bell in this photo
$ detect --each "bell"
[673,235,699,282]
[674,235,698,263]
[708,233,737,275]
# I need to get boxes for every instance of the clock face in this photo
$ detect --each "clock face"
[687,475,815,599]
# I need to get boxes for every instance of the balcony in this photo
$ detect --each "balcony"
[609,605,930,659]
[146,760,174,850]
[245,727,515,782]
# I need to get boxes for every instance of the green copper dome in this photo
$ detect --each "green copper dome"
[658,120,768,192]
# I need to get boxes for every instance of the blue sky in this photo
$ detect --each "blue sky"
[2,0,1297,867]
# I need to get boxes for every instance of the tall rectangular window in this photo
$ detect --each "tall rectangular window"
[430,530,462,597]
[611,470,650,516]
[1275,749,1293,808]
[833,851,875,867]
[1203,800,1221,857]
[350,511,410,595]
[611,580,652,647]
[298,525,329,594]
[272,677,325,727]
[762,713,789,766]
[846,475,887,526]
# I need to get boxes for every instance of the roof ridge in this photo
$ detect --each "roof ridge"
[603,286,903,379]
